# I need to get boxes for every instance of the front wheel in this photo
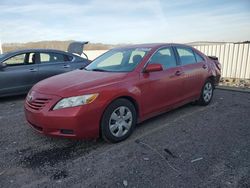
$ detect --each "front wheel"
[101,98,137,143]
[198,80,214,106]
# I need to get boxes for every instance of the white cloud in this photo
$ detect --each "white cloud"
[0,0,249,43]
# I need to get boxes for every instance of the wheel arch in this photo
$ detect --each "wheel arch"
[99,95,140,137]
[207,75,216,88]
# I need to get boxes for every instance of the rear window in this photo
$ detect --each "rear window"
[40,53,50,62]
[40,52,69,63]
[176,47,196,65]
[194,52,205,62]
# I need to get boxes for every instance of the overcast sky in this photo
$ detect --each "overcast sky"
[0,0,250,44]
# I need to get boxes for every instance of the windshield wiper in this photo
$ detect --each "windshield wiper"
[79,67,87,70]
[90,68,108,72]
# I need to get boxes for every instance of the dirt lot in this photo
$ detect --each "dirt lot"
[0,89,249,188]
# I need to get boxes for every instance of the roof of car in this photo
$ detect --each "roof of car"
[117,43,192,49]
[5,48,69,55]
[0,48,87,62]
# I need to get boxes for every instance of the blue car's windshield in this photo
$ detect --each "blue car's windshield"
[85,47,151,72]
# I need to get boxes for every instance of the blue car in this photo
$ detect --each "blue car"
[0,42,90,97]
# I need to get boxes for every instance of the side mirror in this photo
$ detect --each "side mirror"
[144,63,163,73]
[0,62,6,70]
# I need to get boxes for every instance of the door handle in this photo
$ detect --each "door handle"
[63,65,70,68]
[29,68,37,72]
[175,70,183,76]
[202,64,208,69]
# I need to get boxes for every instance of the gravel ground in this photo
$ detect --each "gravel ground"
[0,89,249,188]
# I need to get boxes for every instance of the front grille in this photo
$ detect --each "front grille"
[60,129,74,135]
[26,98,51,111]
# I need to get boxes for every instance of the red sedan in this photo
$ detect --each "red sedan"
[24,43,221,142]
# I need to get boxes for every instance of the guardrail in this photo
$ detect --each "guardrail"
[193,43,250,79]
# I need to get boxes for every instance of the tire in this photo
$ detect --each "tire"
[198,80,214,106]
[101,98,137,143]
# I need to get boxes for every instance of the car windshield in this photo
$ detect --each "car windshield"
[85,47,151,72]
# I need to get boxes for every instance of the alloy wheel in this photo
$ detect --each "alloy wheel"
[109,106,133,138]
[203,82,213,102]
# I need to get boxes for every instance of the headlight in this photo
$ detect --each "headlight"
[53,93,99,110]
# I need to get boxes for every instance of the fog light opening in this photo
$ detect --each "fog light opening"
[60,129,74,135]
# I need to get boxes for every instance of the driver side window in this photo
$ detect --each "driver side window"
[149,47,177,69]
[4,53,26,66]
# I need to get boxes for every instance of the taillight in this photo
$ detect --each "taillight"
[208,56,221,70]
[215,61,221,70]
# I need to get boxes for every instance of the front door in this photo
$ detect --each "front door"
[139,47,184,117]
[0,52,38,96]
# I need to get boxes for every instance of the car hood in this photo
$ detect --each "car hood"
[32,70,128,97]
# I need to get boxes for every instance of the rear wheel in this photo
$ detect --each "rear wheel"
[198,80,214,106]
[101,98,136,143]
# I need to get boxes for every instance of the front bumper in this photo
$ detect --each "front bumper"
[24,91,101,139]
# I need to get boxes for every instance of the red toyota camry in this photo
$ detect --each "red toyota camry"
[24,43,221,142]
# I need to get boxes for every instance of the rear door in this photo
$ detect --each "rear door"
[0,52,38,95]
[37,52,73,82]
[139,47,184,117]
[70,55,89,69]
[175,46,207,99]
